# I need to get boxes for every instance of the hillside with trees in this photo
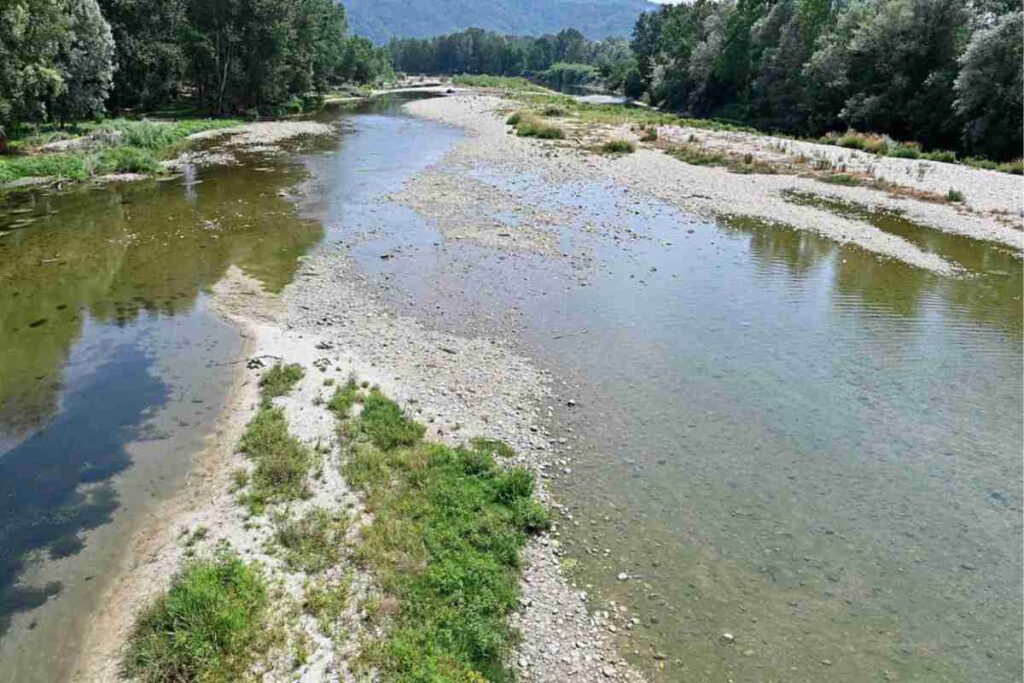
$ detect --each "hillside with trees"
[344,0,657,44]
[630,0,1023,160]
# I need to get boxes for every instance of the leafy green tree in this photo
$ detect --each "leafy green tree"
[51,0,116,123]
[98,0,187,111]
[0,0,67,147]
[834,0,971,149]
[954,10,1023,159]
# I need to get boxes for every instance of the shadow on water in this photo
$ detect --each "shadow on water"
[0,343,166,635]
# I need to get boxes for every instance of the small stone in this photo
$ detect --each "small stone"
[720,633,735,644]
[602,665,615,678]
[617,572,629,581]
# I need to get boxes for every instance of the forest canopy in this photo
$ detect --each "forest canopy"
[0,0,394,146]
[629,0,1023,160]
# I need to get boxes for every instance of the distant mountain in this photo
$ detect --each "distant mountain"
[344,0,658,43]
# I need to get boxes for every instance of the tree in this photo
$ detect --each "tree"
[954,10,1023,159]
[0,0,67,147]
[98,0,187,111]
[51,0,116,123]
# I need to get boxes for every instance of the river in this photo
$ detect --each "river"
[1,93,1021,682]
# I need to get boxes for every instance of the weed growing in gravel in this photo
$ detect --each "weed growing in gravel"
[121,549,271,682]
[274,507,348,573]
[238,405,315,513]
[302,576,350,635]
[946,188,965,203]
[333,388,548,682]
[507,111,565,140]
[600,140,636,154]
[639,126,658,142]
[327,377,361,418]
[821,173,862,186]
[259,363,305,403]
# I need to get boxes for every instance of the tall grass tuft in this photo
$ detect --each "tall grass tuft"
[121,550,271,683]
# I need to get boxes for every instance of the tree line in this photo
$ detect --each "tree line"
[388,28,640,92]
[631,0,1022,160]
[1,0,394,148]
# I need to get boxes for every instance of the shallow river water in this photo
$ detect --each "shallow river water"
[1,95,1021,682]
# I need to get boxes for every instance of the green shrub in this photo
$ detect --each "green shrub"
[922,149,957,163]
[639,126,658,142]
[505,112,523,126]
[541,105,567,117]
[600,140,636,154]
[96,146,161,174]
[511,114,565,140]
[0,153,90,182]
[946,188,965,202]
[889,142,921,159]
[122,550,270,683]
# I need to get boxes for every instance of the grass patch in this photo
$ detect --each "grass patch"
[302,576,350,635]
[259,363,305,403]
[667,144,727,167]
[122,549,271,683]
[274,507,348,573]
[468,437,516,460]
[327,377,361,418]
[921,149,957,164]
[889,142,921,159]
[962,157,1023,175]
[0,117,239,185]
[346,388,426,451]
[639,126,658,142]
[452,74,548,92]
[334,389,548,681]
[238,405,315,512]
[946,188,965,203]
[507,112,565,140]
[599,140,635,155]
[820,173,863,186]
[666,144,778,175]
[0,153,89,182]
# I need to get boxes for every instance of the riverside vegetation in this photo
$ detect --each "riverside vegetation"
[1,0,394,183]
[122,365,549,682]
[389,2,1023,165]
